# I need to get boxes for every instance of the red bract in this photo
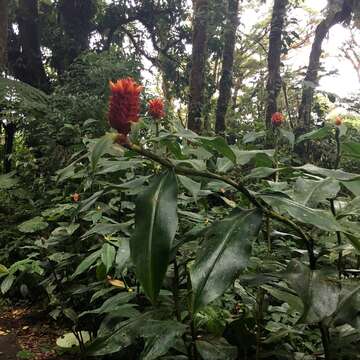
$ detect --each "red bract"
[271,112,285,126]
[108,78,143,135]
[148,98,165,120]
[335,116,342,126]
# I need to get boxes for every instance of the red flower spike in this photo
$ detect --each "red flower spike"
[148,98,165,120]
[271,112,285,126]
[108,78,143,135]
[335,116,342,126]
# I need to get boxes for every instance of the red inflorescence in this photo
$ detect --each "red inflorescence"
[148,98,165,120]
[271,112,285,126]
[335,116,342,126]
[108,78,143,135]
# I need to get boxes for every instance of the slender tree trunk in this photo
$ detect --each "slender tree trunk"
[55,0,96,74]
[0,0,8,71]
[298,1,353,132]
[187,0,209,133]
[16,0,50,92]
[265,0,288,129]
[215,0,240,135]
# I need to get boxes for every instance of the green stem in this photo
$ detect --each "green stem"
[319,322,331,360]
[334,127,341,170]
[330,199,343,278]
[173,258,181,322]
[266,216,272,253]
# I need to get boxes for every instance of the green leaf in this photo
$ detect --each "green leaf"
[0,172,19,190]
[18,216,48,233]
[90,133,117,171]
[178,175,201,201]
[261,194,342,232]
[342,142,360,159]
[101,243,116,273]
[130,171,178,303]
[295,164,360,181]
[115,239,130,272]
[199,137,236,163]
[80,293,137,317]
[293,177,340,207]
[191,209,263,313]
[196,337,238,360]
[71,250,101,279]
[285,261,341,324]
[296,126,333,144]
[141,320,187,360]
[232,149,275,166]
[280,129,295,148]
[245,167,280,180]
[1,274,15,294]
[82,222,132,239]
[342,179,360,196]
[243,130,266,144]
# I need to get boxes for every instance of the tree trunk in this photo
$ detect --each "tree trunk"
[0,0,8,71]
[298,1,353,132]
[15,0,50,92]
[55,0,96,74]
[187,0,209,133]
[265,0,288,129]
[215,0,240,135]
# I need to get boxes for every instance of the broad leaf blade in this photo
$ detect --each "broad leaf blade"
[191,209,263,313]
[130,171,178,303]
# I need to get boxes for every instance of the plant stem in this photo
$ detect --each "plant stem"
[330,199,343,278]
[121,142,317,268]
[186,269,197,360]
[334,127,341,170]
[255,288,265,360]
[319,322,331,360]
[266,216,272,252]
[173,258,181,322]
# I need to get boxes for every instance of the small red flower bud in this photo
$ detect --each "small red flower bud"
[148,98,165,120]
[271,112,285,126]
[335,116,342,126]
[108,78,143,136]
[71,193,80,202]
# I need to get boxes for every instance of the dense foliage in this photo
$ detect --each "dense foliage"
[1,0,360,359]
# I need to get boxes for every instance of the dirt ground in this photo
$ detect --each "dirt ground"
[0,307,74,360]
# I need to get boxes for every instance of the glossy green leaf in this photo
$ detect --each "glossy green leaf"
[296,126,333,144]
[101,243,116,273]
[71,249,101,279]
[199,137,236,163]
[342,142,360,159]
[232,149,275,166]
[196,337,238,360]
[191,209,263,313]
[243,130,266,144]
[293,177,340,207]
[280,129,295,148]
[178,175,201,201]
[261,194,342,232]
[342,179,360,196]
[90,133,117,171]
[245,167,280,180]
[141,320,187,360]
[18,216,48,233]
[285,261,341,324]
[295,164,360,181]
[1,274,15,294]
[130,171,178,303]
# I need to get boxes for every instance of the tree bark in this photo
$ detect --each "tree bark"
[298,1,353,132]
[187,0,209,133]
[55,0,96,74]
[215,0,240,135]
[14,0,50,92]
[0,0,8,71]
[265,0,288,129]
